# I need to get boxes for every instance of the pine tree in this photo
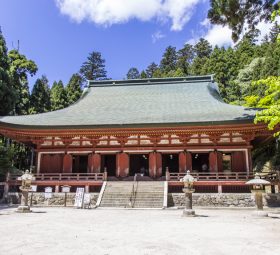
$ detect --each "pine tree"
[140,71,147,79]
[79,51,107,84]
[66,74,82,106]
[208,0,275,42]
[0,29,16,115]
[191,38,212,75]
[146,62,159,78]
[126,67,140,79]
[177,44,194,75]
[29,76,51,114]
[160,46,177,74]
[8,49,38,115]
[51,80,67,111]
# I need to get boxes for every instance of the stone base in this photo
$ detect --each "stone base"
[182,209,195,217]
[16,205,32,213]
[252,210,268,217]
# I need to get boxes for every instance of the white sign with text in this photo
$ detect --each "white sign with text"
[74,187,85,208]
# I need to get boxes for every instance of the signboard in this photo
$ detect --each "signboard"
[83,193,91,205]
[61,186,71,193]
[74,187,85,208]
[44,187,53,199]
[31,185,37,192]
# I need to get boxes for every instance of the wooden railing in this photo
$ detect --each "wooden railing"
[168,172,254,181]
[9,173,105,182]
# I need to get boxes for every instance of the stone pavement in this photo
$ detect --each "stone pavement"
[0,207,279,255]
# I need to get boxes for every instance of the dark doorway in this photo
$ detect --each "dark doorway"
[101,154,116,176]
[129,154,149,176]
[162,154,179,175]
[192,153,209,172]
[72,155,88,173]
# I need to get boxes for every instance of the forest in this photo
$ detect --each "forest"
[0,0,280,175]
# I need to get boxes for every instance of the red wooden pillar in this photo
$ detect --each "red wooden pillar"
[116,153,129,177]
[186,151,192,171]
[149,152,156,177]
[209,151,218,172]
[232,151,246,172]
[92,153,101,173]
[88,153,93,173]
[156,152,162,178]
[217,152,223,172]
[179,152,187,173]
[247,149,253,173]
[63,154,72,173]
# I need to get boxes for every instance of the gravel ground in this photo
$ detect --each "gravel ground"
[0,206,279,255]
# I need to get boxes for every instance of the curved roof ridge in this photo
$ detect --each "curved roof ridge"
[88,75,214,87]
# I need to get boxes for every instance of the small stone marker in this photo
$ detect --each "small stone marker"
[74,187,85,208]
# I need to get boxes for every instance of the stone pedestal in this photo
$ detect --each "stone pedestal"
[252,191,267,217]
[17,190,31,213]
[182,188,195,217]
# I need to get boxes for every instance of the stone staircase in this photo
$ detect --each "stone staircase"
[99,181,164,208]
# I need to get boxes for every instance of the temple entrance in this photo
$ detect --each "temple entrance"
[162,153,179,175]
[192,153,209,172]
[72,155,88,173]
[129,154,149,176]
[101,154,116,176]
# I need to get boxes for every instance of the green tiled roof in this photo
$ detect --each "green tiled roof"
[0,75,258,129]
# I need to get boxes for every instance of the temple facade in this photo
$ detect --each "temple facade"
[0,75,273,191]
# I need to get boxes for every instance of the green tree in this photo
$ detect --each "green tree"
[0,30,16,115]
[160,46,177,74]
[245,76,280,137]
[140,70,147,79]
[191,38,212,75]
[146,62,159,78]
[177,44,194,75]
[126,67,140,79]
[66,74,82,106]
[79,51,107,84]
[208,0,276,42]
[50,80,67,111]
[29,76,51,114]
[8,50,38,115]
[0,140,14,176]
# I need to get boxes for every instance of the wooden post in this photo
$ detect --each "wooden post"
[149,152,156,178]
[186,151,192,171]
[116,152,129,177]
[92,153,101,173]
[209,151,218,172]
[179,152,187,173]
[156,152,162,178]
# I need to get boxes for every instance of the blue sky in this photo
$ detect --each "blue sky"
[0,0,271,88]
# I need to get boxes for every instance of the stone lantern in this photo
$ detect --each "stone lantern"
[17,170,35,213]
[180,170,196,217]
[246,173,271,217]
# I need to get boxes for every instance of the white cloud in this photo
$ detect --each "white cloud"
[55,0,201,31]
[152,30,165,43]
[189,18,280,47]
[204,25,233,47]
